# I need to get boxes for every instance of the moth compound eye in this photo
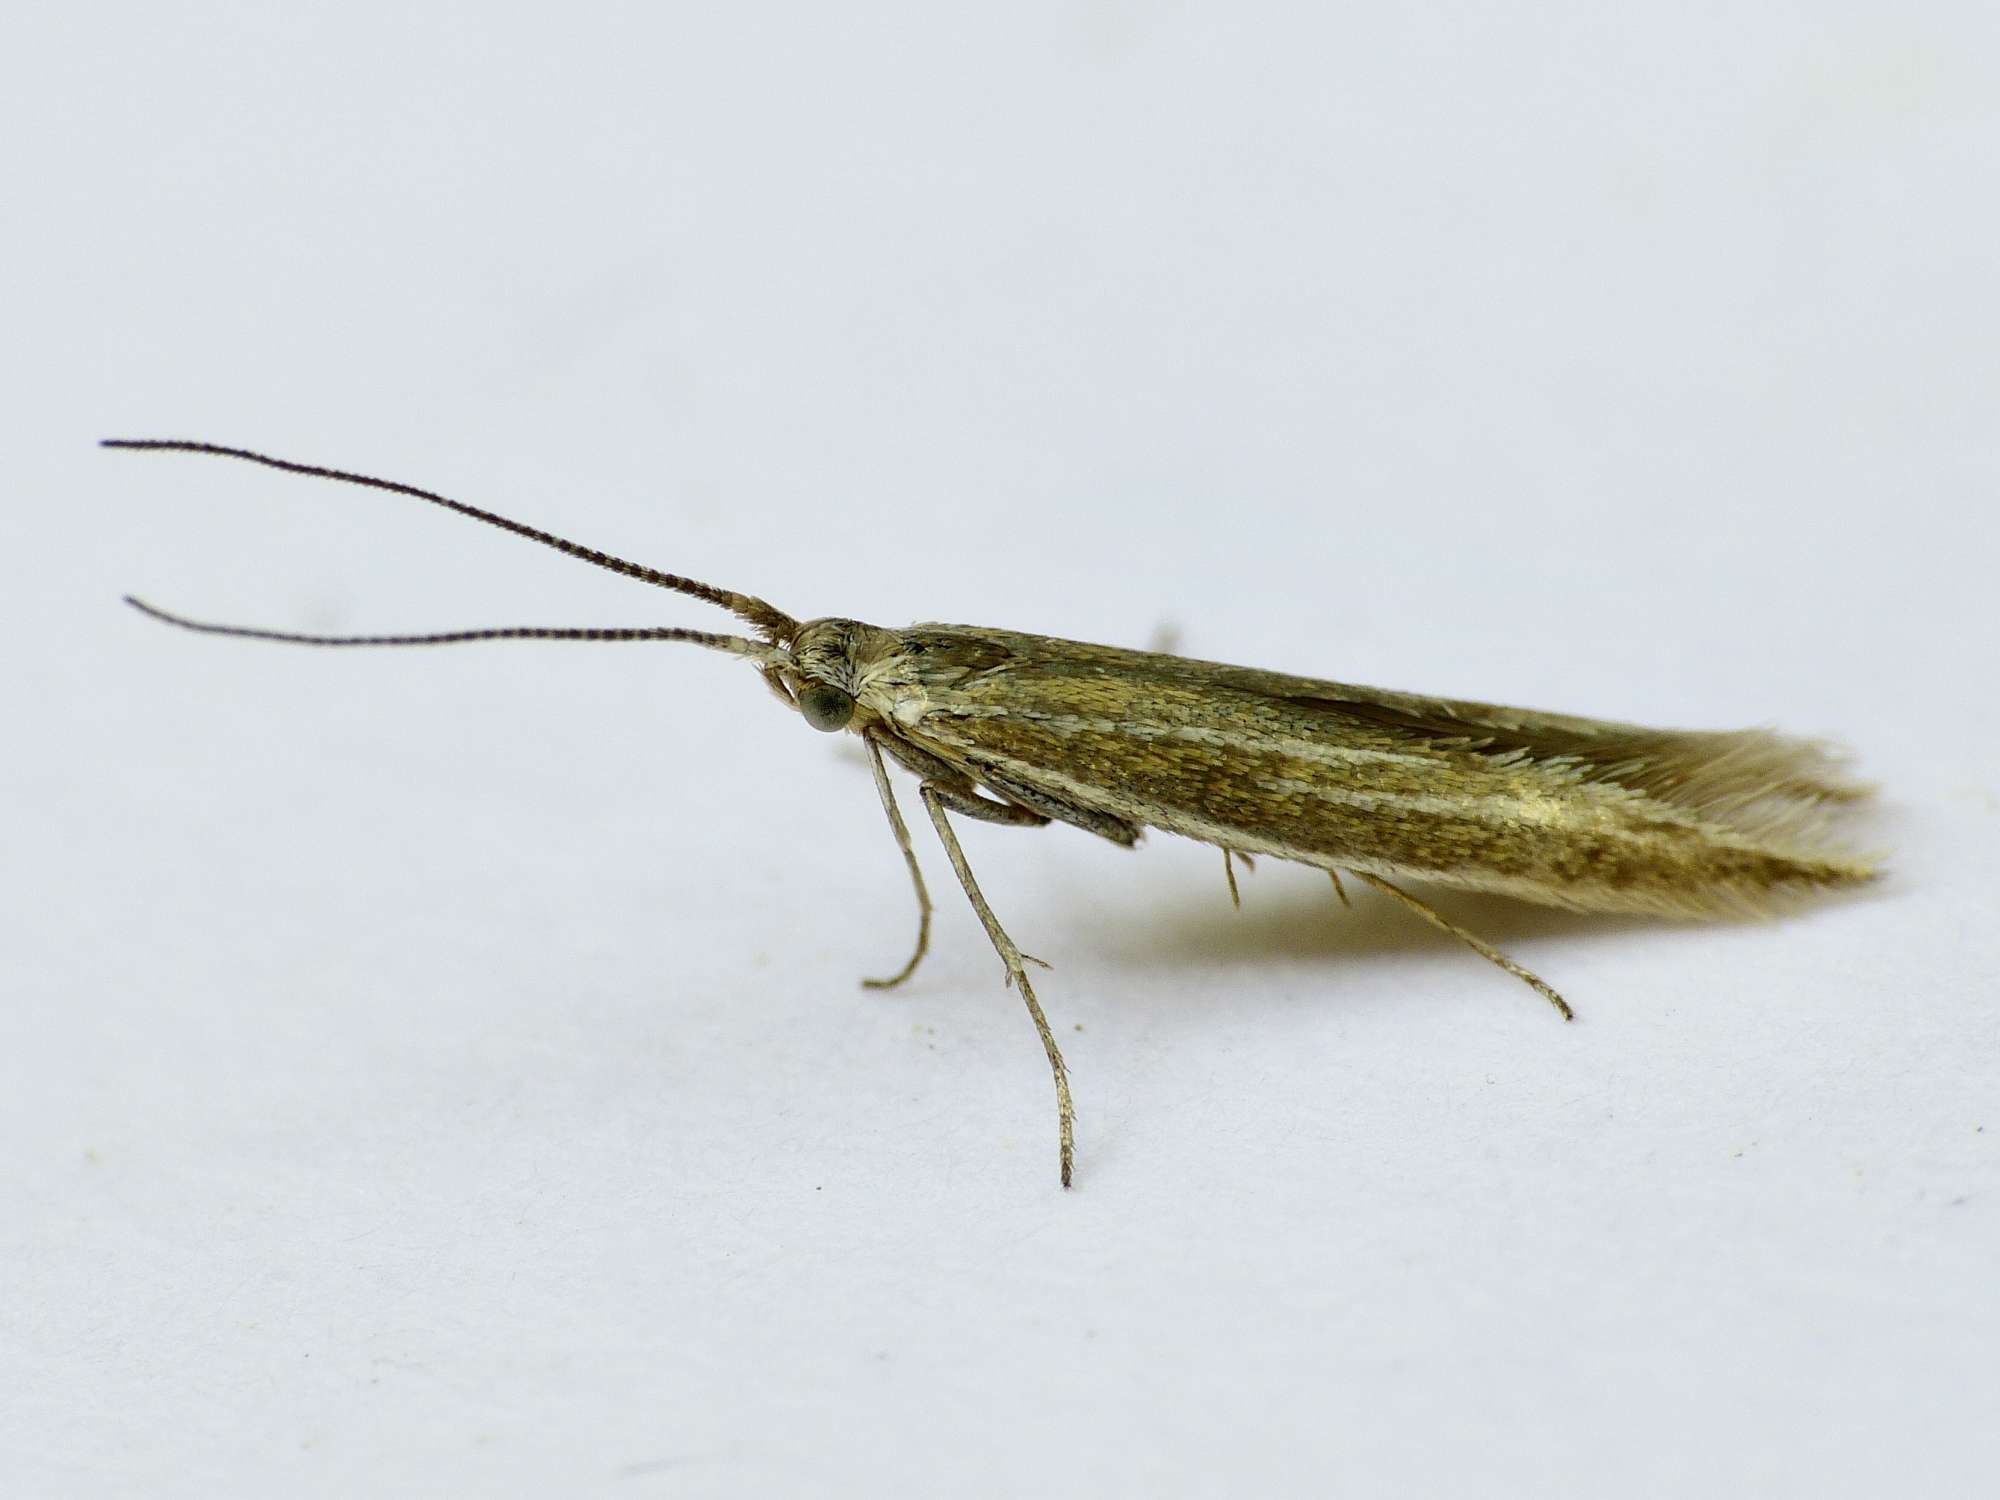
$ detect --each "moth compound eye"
[797,681,855,733]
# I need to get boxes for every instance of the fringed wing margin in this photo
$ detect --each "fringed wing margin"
[1293,692,1883,913]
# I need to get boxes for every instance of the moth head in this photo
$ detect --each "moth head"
[778,617,891,734]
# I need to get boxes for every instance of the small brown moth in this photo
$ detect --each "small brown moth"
[111,439,1880,1186]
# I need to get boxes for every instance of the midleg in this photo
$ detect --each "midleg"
[919,784,1077,1187]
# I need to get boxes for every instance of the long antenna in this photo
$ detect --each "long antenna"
[121,595,787,665]
[103,439,799,642]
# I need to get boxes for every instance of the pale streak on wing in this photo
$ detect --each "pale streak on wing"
[882,626,1875,917]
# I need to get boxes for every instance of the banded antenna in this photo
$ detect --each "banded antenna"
[107,439,800,678]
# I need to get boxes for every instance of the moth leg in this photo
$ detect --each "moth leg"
[1221,848,1255,909]
[874,732,979,784]
[1349,871,1574,1022]
[1326,868,1350,910]
[911,795,1052,973]
[860,734,931,990]
[920,784,1076,1188]
[979,772,1140,847]
[929,784,1050,828]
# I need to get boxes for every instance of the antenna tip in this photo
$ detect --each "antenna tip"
[123,596,189,629]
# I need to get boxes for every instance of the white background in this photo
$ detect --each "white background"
[6,4,1996,1495]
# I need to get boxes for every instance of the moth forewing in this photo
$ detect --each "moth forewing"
[113,441,1882,1190]
[863,625,1876,919]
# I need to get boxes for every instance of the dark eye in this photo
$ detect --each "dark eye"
[797,681,854,733]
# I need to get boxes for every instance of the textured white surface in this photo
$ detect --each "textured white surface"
[6,4,1996,1495]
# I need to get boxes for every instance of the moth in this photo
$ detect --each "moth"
[111,439,1880,1186]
